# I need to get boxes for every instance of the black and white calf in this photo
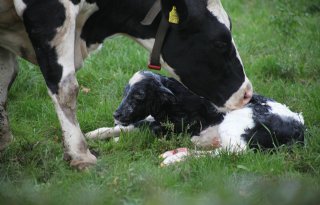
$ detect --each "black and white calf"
[1,0,252,169]
[86,71,305,165]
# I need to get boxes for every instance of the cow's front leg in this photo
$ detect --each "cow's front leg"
[0,48,18,150]
[50,74,96,169]
[20,0,96,169]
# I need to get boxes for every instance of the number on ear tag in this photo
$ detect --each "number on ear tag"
[169,6,179,24]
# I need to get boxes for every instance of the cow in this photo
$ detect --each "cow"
[86,71,305,166]
[0,0,253,169]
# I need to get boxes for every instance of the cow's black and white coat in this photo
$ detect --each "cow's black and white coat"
[0,0,254,169]
[86,71,304,165]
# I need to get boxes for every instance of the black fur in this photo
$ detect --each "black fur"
[22,0,65,94]
[114,71,224,136]
[114,71,304,149]
[81,0,246,107]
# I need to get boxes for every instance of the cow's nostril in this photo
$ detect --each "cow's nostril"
[244,91,252,100]
[243,87,253,105]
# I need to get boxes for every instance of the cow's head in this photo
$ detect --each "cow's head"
[161,0,252,111]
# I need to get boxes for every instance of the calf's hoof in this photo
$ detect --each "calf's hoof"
[160,148,189,167]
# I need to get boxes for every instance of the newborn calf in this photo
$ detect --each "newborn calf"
[86,71,304,164]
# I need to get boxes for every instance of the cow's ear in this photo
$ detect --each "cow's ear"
[161,0,205,28]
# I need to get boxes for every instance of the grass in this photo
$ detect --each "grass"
[1,0,320,204]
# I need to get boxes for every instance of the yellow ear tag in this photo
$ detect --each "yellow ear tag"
[169,6,179,24]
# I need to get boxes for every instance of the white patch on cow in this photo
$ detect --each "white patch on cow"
[51,1,80,78]
[219,77,253,112]
[88,43,103,53]
[74,1,99,68]
[129,71,146,86]
[207,0,230,29]
[218,107,253,152]
[85,125,136,140]
[13,0,26,17]
[267,101,304,124]
[49,92,96,163]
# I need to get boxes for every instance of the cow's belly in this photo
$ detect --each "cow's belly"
[0,2,37,64]
[0,0,99,68]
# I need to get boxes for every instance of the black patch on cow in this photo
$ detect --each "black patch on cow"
[22,0,65,94]
[242,94,305,149]
[81,0,160,46]
[81,0,246,107]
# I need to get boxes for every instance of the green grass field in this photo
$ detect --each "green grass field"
[1,0,320,204]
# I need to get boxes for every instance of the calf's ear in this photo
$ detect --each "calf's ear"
[158,86,176,104]
[160,0,206,28]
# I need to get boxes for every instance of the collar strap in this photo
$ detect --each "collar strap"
[141,0,169,70]
[148,16,169,70]
[141,0,161,26]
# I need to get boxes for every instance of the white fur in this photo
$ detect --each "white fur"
[218,107,253,152]
[191,125,220,147]
[160,149,219,166]
[136,38,155,52]
[49,93,96,163]
[129,71,146,86]
[85,125,136,140]
[267,101,304,124]
[52,1,79,78]
[192,107,253,153]
[219,77,253,112]
[207,0,230,29]
[13,0,26,17]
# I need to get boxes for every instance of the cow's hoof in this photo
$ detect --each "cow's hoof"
[0,132,13,151]
[68,151,97,171]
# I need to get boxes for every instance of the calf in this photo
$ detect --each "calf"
[1,0,252,169]
[86,71,305,165]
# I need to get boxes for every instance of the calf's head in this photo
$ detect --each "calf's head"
[160,0,252,111]
[113,72,175,125]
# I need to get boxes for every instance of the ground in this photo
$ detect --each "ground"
[1,0,320,204]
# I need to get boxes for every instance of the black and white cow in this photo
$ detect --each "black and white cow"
[86,71,305,166]
[0,0,253,169]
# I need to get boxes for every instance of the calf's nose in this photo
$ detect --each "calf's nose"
[113,111,121,119]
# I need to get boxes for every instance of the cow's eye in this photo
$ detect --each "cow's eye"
[214,41,228,49]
